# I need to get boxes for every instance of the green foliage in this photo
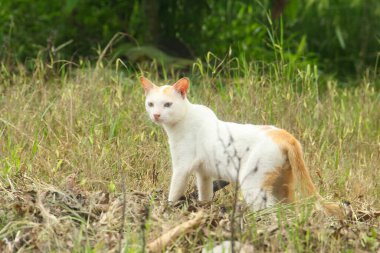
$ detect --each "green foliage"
[0,0,379,77]
[284,0,380,76]
[0,0,138,61]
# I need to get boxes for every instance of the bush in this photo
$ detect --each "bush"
[0,0,379,77]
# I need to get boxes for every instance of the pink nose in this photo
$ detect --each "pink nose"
[153,114,160,120]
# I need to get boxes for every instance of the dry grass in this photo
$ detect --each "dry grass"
[0,60,379,252]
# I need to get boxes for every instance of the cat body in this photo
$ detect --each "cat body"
[140,77,341,214]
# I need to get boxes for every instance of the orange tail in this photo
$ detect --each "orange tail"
[286,139,344,218]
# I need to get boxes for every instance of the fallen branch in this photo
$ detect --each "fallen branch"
[147,210,205,252]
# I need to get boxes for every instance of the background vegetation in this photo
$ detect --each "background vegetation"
[1,0,380,78]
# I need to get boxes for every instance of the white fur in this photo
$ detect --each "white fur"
[142,79,287,210]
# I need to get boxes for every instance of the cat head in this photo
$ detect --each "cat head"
[140,77,190,126]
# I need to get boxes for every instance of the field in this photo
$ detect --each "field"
[0,59,379,252]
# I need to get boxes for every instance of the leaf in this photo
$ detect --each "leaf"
[335,26,346,49]
[112,44,193,68]
[296,35,307,56]
[108,181,116,193]
[64,0,79,14]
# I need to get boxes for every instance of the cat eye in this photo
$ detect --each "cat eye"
[148,102,154,107]
[164,102,173,108]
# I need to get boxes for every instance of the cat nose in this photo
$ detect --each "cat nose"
[153,114,161,120]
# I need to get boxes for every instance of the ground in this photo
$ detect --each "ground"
[0,63,379,252]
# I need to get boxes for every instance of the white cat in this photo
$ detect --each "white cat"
[140,77,342,216]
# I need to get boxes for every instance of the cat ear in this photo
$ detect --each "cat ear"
[172,77,190,98]
[140,77,157,95]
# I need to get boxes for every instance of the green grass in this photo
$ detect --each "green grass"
[0,58,379,252]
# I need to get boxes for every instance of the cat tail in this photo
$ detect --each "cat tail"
[287,140,344,218]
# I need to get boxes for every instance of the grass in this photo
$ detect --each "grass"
[0,57,379,252]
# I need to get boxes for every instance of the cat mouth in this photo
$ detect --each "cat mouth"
[153,118,163,123]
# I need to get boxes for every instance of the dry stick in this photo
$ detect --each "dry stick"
[118,144,127,253]
[141,205,150,253]
[114,108,127,253]
[95,32,130,71]
[146,210,205,253]
[230,155,241,253]
[36,190,58,224]
[217,130,243,253]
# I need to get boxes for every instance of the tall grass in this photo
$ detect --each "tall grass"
[0,56,379,252]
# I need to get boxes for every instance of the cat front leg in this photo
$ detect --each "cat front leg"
[168,169,190,202]
[196,172,213,201]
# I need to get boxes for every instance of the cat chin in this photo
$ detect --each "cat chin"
[151,118,164,125]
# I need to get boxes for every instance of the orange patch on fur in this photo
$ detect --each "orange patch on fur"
[266,129,297,154]
[261,162,294,202]
[162,86,172,95]
[266,128,317,197]
[262,127,341,217]
[173,77,189,98]
[140,77,157,95]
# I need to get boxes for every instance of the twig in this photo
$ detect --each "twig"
[118,155,127,253]
[36,191,58,224]
[141,205,150,253]
[95,32,127,71]
[216,126,243,253]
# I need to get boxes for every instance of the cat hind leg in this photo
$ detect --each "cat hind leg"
[196,172,213,201]
[241,186,276,211]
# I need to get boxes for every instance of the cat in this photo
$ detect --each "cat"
[140,76,343,216]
